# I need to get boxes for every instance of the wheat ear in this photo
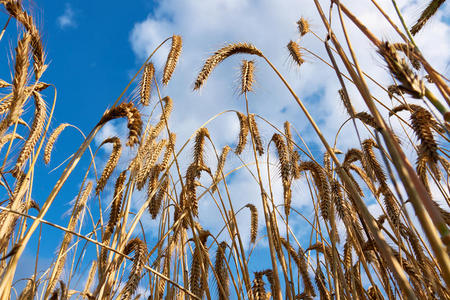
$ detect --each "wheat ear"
[284,121,300,179]
[161,132,176,170]
[212,145,231,192]
[411,0,445,35]
[149,175,169,219]
[82,261,97,297]
[5,1,47,78]
[214,241,229,300]
[0,32,30,135]
[140,62,154,105]
[298,161,330,221]
[240,59,255,94]
[297,17,310,36]
[272,133,291,216]
[97,102,143,147]
[280,238,315,297]
[47,182,92,296]
[194,42,263,90]
[13,91,46,177]
[96,137,122,194]
[162,35,182,85]
[378,42,425,98]
[193,127,210,167]
[103,171,127,239]
[249,114,264,156]
[287,40,304,67]
[245,203,258,243]
[235,112,249,155]
[315,266,330,300]
[120,238,147,300]
[251,271,266,300]
[44,123,70,164]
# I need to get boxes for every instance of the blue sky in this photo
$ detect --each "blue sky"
[1,0,450,297]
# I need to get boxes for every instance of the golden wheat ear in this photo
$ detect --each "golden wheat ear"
[240,59,255,94]
[97,102,143,147]
[298,161,330,221]
[194,43,263,90]
[120,238,147,300]
[96,137,122,194]
[12,91,46,177]
[212,145,231,192]
[214,241,229,300]
[244,203,258,243]
[249,114,264,156]
[162,35,182,85]
[46,182,92,297]
[272,133,291,216]
[411,0,446,35]
[297,17,310,36]
[235,112,249,155]
[251,271,267,299]
[287,40,304,67]
[44,123,70,164]
[378,42,425,99]
[140,62,154,106]
[280,238,316,297]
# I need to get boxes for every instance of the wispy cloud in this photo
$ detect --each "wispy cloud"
[57,3,76,29]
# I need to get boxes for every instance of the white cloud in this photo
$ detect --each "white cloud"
[57,3,76,29]
[125,0,450,249]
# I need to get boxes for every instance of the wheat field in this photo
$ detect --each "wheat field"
[0,0,449,299]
